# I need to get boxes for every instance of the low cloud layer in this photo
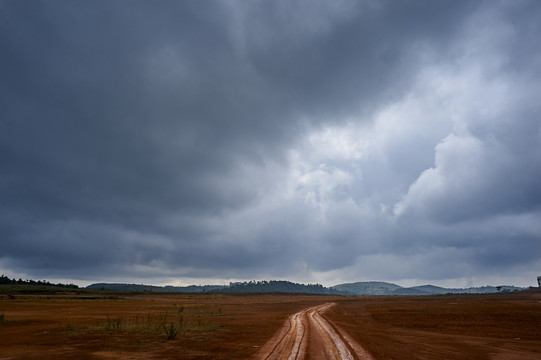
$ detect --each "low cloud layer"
[1,0,540,287]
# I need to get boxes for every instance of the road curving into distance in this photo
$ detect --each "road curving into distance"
[253,303,374,360]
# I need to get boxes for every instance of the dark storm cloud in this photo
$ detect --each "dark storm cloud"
[1,0,540,286]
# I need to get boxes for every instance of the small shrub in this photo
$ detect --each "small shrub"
[177,306,184,326]
[105,316,124,333]
[164,322,178,340]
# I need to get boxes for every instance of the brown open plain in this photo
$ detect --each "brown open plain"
[1,291,540,359]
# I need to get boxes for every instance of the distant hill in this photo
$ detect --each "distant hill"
[391,287,431,295]
[409,285,449,294]
[86,280,525,295]
[332,281,402,295]
[331,281,525,295]
[86,283,226,293]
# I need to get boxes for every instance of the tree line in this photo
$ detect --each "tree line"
[219,280,341,294]
[0,275,79,289]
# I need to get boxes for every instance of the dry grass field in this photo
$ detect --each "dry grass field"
[1,291,540,359]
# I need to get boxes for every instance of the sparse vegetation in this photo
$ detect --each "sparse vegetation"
[71,304,220,340]
[105,315,124,333]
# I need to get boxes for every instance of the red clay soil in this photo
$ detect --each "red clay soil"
[326,293,541,360]
[0,293,339,359]
[1,292,540,359]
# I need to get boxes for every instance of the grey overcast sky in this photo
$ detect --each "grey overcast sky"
[1,0,540,288]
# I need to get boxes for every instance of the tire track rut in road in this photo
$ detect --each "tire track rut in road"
[254,303,373,360]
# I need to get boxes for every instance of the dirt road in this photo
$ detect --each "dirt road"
[254,303,374,360]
